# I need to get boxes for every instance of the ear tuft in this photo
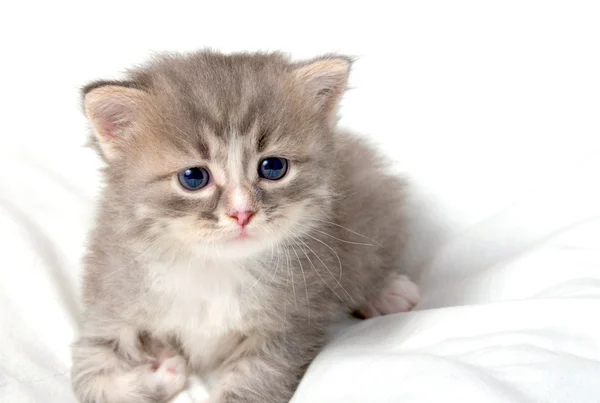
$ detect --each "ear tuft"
[83,84,146,161]
[293,55,353,119]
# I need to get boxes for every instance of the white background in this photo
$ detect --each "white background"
[1,1,600,402]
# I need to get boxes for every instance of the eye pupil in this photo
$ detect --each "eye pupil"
[178,167,209,191]
[259,157,288,180]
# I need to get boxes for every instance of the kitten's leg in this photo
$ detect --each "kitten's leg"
[208,327,325,403]
[71,324,188,403]
[356,273,420,319]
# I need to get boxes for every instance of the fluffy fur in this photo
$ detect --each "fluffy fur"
[71,50,415,403]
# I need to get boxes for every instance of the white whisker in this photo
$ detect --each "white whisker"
[302,217,384,247]
[249,232,279,291]
[282,248,289,343]
[288,239,310,324]
[285,228,354,303]
[295,228,345,284]
[282,216,376,246]
[283,240,297,308]
[269,240,282,284]
[283,229,344,302]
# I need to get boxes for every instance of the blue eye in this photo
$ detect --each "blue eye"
[177,167,210,191]
[259,157,288,180]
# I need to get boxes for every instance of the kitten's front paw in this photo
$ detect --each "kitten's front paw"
[358,274,420,318]
[148,355,188,398]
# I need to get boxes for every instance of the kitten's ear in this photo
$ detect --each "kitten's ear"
[293,55,352,120]
[83,83,146,161]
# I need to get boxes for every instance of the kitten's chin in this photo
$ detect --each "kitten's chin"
[193,235,270,262]
[233,229,251,241]
[225,239,270,260]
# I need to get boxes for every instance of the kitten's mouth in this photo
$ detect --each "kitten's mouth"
[233,229,250,241]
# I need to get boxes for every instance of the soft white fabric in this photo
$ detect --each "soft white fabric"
[1,1,599,402]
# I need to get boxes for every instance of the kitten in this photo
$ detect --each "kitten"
[71,50,420,403]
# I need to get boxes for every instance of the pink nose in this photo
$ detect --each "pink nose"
[229,211,255,227]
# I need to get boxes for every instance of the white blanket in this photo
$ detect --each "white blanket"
[1,1,599,402]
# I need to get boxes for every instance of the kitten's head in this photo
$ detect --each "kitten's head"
[84,51,351,260]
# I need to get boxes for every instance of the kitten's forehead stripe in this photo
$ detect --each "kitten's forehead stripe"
[196,138,210,160]
[237,93,269,135]
[257,129,270,153]
[170,137,200,159]
[238,107,258,137]
[226,137,246,186]
[190,106,225,140]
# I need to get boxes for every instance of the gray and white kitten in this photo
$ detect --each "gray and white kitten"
[71,50,420,403]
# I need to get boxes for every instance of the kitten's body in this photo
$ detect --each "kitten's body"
[72,51,416,403]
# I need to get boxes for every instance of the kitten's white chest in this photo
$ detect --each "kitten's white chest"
[145,257,257,367]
